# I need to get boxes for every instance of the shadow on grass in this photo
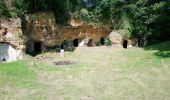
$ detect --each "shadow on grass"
[144,41,170,58]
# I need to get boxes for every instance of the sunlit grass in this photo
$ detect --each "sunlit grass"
[0,41,170,100]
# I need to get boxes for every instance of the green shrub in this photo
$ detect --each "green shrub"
[104,37,112,46]
[121,17,132,38]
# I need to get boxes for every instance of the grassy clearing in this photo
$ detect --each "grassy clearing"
[0,41,170,100]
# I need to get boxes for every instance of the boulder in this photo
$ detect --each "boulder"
[109,31,123,47]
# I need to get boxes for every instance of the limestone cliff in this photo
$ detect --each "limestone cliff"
[0,17,25,61]
[0,18,25,51]
[24,12,110,53]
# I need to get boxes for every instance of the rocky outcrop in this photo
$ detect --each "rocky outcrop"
[25,12,110,53]
[0,18,25,61]
[25,12,109,45]
[109,31,139,47]
[109,31,123,47]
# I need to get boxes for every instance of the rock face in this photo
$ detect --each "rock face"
[25,12,110,53]
[109,31,123,47]
[109,31,138,48]
[0,18,25,62]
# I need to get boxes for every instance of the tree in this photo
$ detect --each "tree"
[1,0,169,41]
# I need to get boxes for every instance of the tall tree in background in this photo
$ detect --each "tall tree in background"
[123,0,170,41]
[1,0,170,41]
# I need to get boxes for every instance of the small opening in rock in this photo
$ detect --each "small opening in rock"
[61,42,64,49]
[138,39,141,47]
[2,58,6,61]
[138,38,145,47]
[123,40,128,49]
[61,40,68,49]
[2,28,7,36]
[100,37,105,45]
[73,39,79,47]
[34,42,42,54]
[87,39,94,47]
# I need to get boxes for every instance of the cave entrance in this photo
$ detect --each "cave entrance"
[61,40,68,49]
[138,38,144,47]
[2,58,6,61]
[34,42,42,54]
[138,39,141,47]
[73,39,79,47]
[61,43,64,49]
[87,39,94,47]
[123,40,128,49]
[100,37,105,45]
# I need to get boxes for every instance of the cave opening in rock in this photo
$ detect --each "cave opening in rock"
[123,40,128,49]
[2,58,6,61]
[73,39,79,47]
[34,42,42,54]
[87,39,94,47]
[61,43,64,49]
[100,37,105,45]
[138,39,141,47]
[61,40,68,49]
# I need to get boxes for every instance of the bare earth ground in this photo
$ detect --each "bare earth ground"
[0,45,170,100]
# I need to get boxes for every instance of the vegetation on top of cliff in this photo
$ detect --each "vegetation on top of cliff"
[0,0,170,42]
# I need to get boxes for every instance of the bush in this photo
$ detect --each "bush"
[121,17,132,38]
[104,37,112,46]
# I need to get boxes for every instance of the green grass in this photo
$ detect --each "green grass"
[0,61,37,86]
[0,41,170,100]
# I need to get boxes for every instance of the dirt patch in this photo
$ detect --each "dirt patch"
[53,61,78,65]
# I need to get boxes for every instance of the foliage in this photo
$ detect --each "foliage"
[104,37,112,46]
[0,0,170,41]
[88,0,169,41]
[123,0,170,41]
[0,0,11,17]
[121,16,132,38]
[0,0,84,23]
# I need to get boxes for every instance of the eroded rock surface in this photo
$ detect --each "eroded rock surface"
[0,18,25,61]
[24,12,110,53]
